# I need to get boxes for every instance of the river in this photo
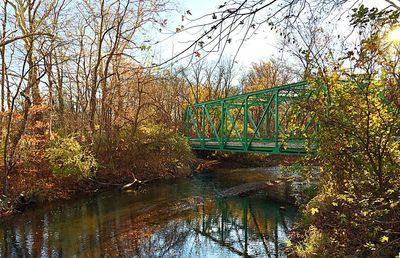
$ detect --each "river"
[0,167,300,257]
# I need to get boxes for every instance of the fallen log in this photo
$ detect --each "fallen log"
[219,182,272,198]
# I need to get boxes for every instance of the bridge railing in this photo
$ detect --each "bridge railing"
[183,81,318,155]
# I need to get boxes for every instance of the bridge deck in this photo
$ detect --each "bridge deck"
[189,139,308,155]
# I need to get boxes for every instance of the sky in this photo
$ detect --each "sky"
[157,0,280,69]
[178,0,281,66]
[154,0,393,71]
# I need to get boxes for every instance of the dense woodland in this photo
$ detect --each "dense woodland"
[0,0,399,257]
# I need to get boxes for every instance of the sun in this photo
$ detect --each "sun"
[388,27,400,43]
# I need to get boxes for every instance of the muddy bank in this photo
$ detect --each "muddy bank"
[194,152,301,172]
[0,162,195,218]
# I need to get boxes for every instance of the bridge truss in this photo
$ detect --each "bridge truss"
[183,81,317,155]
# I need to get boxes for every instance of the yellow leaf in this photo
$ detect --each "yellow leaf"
[380,236,389,243]
[310,207,319,215]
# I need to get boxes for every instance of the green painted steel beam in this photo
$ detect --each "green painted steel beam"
[183,81,316,156]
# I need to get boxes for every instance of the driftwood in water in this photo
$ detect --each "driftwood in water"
[89,172,150,191]
[121,178,141,190]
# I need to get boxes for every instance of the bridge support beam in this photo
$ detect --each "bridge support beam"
[184,81,317,155]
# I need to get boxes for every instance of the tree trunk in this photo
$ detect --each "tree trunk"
[55,51,65,128]
[27,47,44,134]
[1,1,6,112]
[3,88,32,195]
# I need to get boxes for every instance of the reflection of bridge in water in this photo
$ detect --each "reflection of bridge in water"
[184,81,317,155]
[190,197,294,257]
[137,196,298,257]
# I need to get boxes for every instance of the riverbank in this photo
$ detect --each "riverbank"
[195,152,301,171]
[0,161,194,218]
[1,126,197,217]
[0,152,302,218]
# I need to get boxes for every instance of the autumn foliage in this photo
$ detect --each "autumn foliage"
[288,6,400,257]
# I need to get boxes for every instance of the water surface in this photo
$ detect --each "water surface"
[0,167,299,257]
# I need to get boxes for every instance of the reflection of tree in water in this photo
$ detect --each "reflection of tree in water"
[133,222,191,257]
[0,196,199,257]
[131,196,297,257]
[0,194,296,257]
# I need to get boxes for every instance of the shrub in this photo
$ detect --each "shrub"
[94,124,195,178]
[46,136,97,178]
[94,124,194,179]
[125,124,195,177]
[294,225,328,258]
[137,124,194,170]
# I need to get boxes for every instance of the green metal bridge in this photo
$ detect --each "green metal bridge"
[183,81,317,155]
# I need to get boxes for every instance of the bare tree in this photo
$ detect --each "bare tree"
[243,58,296,92]
[7,0,60,134]
[0,1,7,112]
[180,58,239,104]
